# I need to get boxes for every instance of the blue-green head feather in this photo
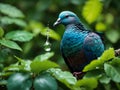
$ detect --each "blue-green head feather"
[54,11,80,26]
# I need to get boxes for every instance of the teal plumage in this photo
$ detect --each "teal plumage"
[53,11,104,73]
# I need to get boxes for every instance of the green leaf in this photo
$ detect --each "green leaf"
[7,73,32,90]
[0,72,12,77]
[4,63,22,72]
[95,22,106,32]
[48,68,77,89]
[0,16,27,27]
[0,27,4,38]
[99,74,111,84]
[83,48,115,72]
[83,59,102,72]
[41,27,61,40]
[110,57,120,66]
[5,30,34,42]
[105,30,120,43]
[15,56,32,72]
[34,52,54,61]
[100,48,115,62]
[28,21,44,35]
[0,3,24,18]
[19,60,31,72]
[83,69,102,79]
[75,78,98,90]
[28,21,60,40]
[30,60,59,73]
[82,0,103,24]
[0,39,22,51]
[34,73,58,90]
[104,63,120,83]
[105,13,114,25]
[4,57,31,72]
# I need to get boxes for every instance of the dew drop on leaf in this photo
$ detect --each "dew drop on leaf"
[44,41,51,52]
[44,26,51,52]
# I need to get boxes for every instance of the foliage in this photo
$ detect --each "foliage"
[0,3,24,18]
[83,48,120,90]
[83,48,115,72]
[0,39,22,51]
[0,1,120,90]
[82,0,103,24]
[1,48,120,90]
[7,73,32,90]
[5,30,34,42]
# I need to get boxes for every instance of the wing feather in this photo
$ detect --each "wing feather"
[83,32,104,61]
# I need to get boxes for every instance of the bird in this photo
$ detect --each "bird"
[53,11,104,78]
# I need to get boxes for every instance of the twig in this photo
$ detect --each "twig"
[115,49,120,56]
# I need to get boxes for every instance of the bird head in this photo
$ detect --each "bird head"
[53,11,80,26]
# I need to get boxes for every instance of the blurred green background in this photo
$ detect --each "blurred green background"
[0,0,120,70]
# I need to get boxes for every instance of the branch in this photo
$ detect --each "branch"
[115,49,120,56]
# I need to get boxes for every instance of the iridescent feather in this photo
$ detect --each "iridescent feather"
[54,11,104,73]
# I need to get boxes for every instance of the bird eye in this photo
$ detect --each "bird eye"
[65,15,69,18]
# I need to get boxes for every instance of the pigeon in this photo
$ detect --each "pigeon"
[53,11,104,78]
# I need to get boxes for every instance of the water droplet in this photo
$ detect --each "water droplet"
[44,26,51,52]
[44,41,51,51]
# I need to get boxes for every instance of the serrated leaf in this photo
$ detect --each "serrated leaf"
[34,52,54,61]
[104,63,120,83]
[0,39,22,51]
[75,78,98,90]
[83,48,115,72]
[0,3,24,18]
[0,16,27,27]
[34,73,58,90]
[30,60,59,73]
[5,30,33,42]
[82,0,103,24]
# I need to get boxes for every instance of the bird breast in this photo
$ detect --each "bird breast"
[61,30,88,57]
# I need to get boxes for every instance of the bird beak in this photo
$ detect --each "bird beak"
[53,18,61,27]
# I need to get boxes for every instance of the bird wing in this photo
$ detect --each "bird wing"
[61,46,88,72]
[83,32,104,61]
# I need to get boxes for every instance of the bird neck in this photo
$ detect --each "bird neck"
[66,22,86,31]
